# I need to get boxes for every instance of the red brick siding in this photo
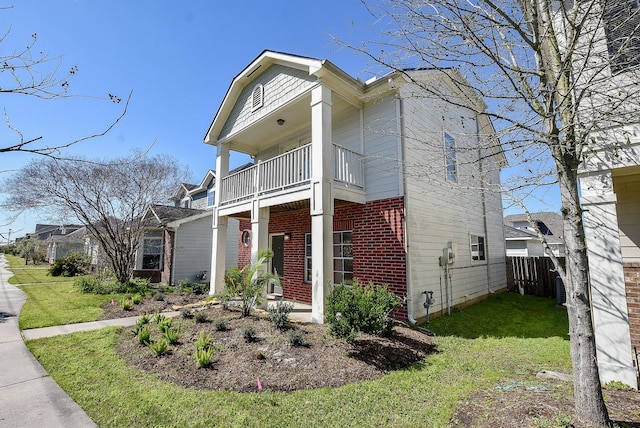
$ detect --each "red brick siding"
[229,197,408,318]
[238,220,251,268]
[623,264,640,357]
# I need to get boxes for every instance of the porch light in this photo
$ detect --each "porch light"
[277,118,285,126]
[284,233,292,241]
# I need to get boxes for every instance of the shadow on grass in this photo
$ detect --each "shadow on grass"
[424,291,570,340]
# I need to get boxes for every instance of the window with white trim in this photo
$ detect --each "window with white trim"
[444,132,457,182]
[304,233,312,283]
[251,84,264,111]
[142,235,163,270]
[304,231,354,284]
[207,189,215,207]
[470,234,486,261]
[333,230,353,284]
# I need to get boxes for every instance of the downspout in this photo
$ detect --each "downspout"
[396,91,418,326]
[476,114,493,293]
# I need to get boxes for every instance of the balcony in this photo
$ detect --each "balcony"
[220,143,364,207]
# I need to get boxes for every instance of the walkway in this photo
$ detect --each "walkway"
[0,255,97,427]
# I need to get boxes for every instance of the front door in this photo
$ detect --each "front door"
[270,234,284,294]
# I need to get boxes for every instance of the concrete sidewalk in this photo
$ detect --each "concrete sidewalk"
[0,255,97,428]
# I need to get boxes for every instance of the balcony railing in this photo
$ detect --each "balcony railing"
[219,142,363,206]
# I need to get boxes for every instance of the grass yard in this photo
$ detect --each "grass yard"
[5,255,126,329]
[25,292,573,427]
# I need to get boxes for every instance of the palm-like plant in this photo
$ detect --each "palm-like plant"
[222,248,280,316]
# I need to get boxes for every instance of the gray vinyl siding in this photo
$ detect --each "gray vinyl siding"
[190,191,208,210]
[399,80,506,318]
[332,105,361,152]
[362,95,402,201]
[172,216,239,284]
[220,64,317,140]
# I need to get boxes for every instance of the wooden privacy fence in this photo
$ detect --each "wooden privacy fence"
[506,256,565,298]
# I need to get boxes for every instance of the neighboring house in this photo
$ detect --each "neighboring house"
[26,224,83,243]
[575,1,640,388]
[504,212,565,257]
[45,227,87,263]
[205,50,507,324]
[133,171,240,284]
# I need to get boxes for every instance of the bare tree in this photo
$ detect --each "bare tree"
[343,0,640,425]
[0,21,127,159]
[2,153,189,283]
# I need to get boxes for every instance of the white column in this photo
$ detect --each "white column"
[209,143,229,296]
[251,202,270,309]
[580,170,638,388]
[310,85,334,323]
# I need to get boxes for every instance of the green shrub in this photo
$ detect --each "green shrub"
[180,308,194,319]
[152,291,165,301]
[157,318,173,333]
[48,252,91,277]
[137,326,151,345]
[153,313,166,324]
[189,282,208,295]
[149,338,169,357]
[242,325,257,343]
[163,325,180,344]
[194,312,208,324]
[121,297,133,311]
[268,300,294,330]
[286,329,306,347]
[131,316,149,335]
[212,317,228,331]
[74,276,109,294]
[221,249,279,317]
[195,331,212,351]
[138,314,150,324]
[195,346,214,368]
[326,280,400,342]
[131,294,143,304]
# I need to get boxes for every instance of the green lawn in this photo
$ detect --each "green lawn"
[5,254,126,329]
[25,292,572,427]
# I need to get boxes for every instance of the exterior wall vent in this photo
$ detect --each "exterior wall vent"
[251,84,264,111]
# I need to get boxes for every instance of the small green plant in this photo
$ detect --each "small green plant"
[121,297,133,311]
[195,330,212,351]
[157,317,173,333]
[180,308,194,319]
[604,380,634,391]
[221,249,280,317]
[137,326,151,345]
[138,314,150,324]
[326,280,400,342]
[268,300,294,330]
[194,312,208,323]
[131,294,143,304]
[153,312,166,324]
[242,324,257,343]
[74,276,110,294]
[152,291,165,301]
[149,338,169,356]
[190,282,208,295]
[131,316,150,335]
[212,317,228,331]
[163,325,180,344]
[195,346,214,368]
[286,329,306,347]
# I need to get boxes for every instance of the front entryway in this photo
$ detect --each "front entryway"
[269,234,284,294]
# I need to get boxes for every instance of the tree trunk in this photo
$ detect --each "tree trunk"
[557,154,610,427]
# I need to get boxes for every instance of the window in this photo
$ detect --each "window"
[470,234,485,261]
[304,231,354,284]
[304,233,312,283]
[333,231,353,284]
[603,0,640,73]
[241,230,251,247]
[142,236,163,270]
[251,84,264,111]
[207,189,215,207]
[444,132,457,182]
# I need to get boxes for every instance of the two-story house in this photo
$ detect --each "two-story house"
[504,212,565,257]
[132,171,240,284]
[577,1,640,388]
[205,50,507,324]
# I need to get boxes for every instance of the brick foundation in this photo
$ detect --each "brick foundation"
[233,197,408,319]
[623,263,640,358]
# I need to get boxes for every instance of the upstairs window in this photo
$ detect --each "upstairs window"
[603,0,640,74]
[207,189,215,207]
[444,132,458,182]
[251,84,264,111]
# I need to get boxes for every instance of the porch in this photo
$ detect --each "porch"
[218,142,365,212]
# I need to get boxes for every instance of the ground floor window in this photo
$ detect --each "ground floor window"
[142,234,163,270]
[304,230,354,284]
[470,234,485,261]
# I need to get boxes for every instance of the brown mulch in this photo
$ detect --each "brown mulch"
[103,294,640,425]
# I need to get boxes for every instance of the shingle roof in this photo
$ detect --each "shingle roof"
[146,205,207,227]
[504,212,564,244]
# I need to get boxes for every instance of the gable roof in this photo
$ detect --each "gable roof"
[504,212,564,245]
[145,205,207,228]
[504,224,538,240]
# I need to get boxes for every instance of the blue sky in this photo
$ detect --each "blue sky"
[0,0,559,240]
